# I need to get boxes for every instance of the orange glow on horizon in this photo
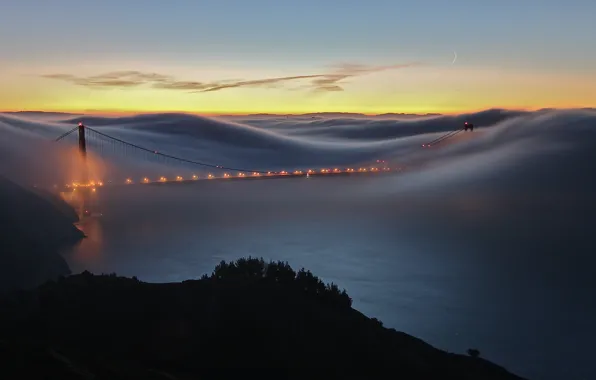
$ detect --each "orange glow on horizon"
[1,65,593,116]
[0,105,583,117]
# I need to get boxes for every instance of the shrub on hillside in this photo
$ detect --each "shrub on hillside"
[205,257,352,308]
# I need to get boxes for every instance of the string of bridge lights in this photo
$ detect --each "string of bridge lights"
[63,161,401,191]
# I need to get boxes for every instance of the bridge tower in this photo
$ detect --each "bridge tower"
[78,122,87,159]
[77,122,91,217]
[77,122,88,182]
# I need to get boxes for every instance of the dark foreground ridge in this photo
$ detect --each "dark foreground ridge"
[0,258,526,379]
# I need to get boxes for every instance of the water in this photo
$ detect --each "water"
[3,109,596,379]
[63,174,595,380]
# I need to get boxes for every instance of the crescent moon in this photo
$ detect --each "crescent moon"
[451,51,457,65]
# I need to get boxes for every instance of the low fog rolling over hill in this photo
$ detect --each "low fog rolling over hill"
[1,108,596,379]
[2,108,596,193]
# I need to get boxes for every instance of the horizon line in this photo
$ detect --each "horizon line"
[1,106,583,118]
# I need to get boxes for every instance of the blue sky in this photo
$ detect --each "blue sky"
[1,0,594,114]
[2,0,594,68]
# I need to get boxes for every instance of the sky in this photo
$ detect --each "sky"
[1,0,594,115]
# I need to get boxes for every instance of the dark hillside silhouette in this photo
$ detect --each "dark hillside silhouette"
[0,258,526,378]
[0,176,81,292]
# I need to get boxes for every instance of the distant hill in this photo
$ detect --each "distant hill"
[223,112,443,118]
[4,110,443,119]
[0,258,526,378]
[375,112,442,118]
[0,176,82,292]
[2,111,80,117]
[301,112,372,118]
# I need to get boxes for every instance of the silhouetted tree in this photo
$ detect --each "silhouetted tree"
[340,289,353,308]
[213,260,236,280]
[295,269,319,295]
[265,260,296,284]
[467,348,480,358]
[205,257,352,308]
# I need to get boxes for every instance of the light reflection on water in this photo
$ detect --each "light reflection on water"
[62,175,595,380]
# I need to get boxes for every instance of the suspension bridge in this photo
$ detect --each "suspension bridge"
[50,120,473,216]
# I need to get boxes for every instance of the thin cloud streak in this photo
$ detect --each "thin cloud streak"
[197,74,325,93]
[40,62,421,94]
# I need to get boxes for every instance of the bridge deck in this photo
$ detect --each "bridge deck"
[140,167,402,186]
